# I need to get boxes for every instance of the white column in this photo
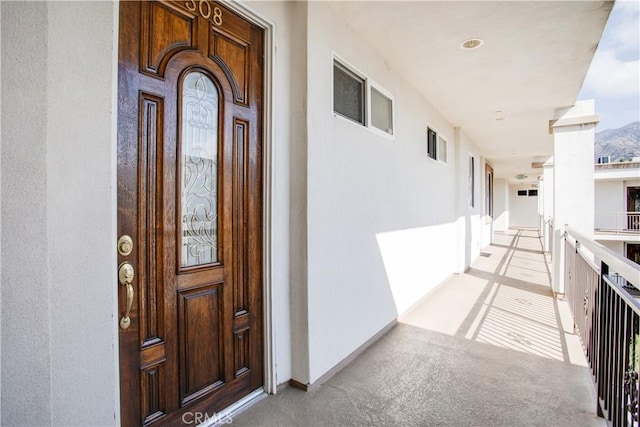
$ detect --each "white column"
[551,100,598,293]
[493,178,509,232]
[542,159,554,254]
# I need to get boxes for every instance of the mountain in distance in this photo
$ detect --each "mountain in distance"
[595,121,640,162]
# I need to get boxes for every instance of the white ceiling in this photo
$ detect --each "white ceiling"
[328,1,613,183]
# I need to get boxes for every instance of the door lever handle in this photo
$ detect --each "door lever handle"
[118,262,135,330]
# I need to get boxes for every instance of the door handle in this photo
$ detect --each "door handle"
[119,262,135,330]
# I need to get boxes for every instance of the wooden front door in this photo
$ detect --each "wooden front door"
[628,187,640,230]
[117,1,264,425]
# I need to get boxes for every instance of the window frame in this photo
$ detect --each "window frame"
[426,126,447,164]
[469,156,475,208]
[332,55,395,141]
[485,163,494,222]
[368,82,395,137]
[333,60,366,126]
[427,127,437,160]
[437,135,447,163]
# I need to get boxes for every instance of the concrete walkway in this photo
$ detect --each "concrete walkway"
[233,229,603,426]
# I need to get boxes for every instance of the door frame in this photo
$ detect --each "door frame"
[113,1,277,421]
[228,0,278,397]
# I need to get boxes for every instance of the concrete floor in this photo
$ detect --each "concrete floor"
[233,229,604,426]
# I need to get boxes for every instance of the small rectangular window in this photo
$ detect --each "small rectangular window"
[528,189,538,197]
[427,128,437,159]
[371,87,393,134]
[334,61,365,125]
[437,136,447,162]
[517,190,527,196]
[486,164,494,219]
[469,156,475,207]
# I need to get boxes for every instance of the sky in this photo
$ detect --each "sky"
[579,0,640,131]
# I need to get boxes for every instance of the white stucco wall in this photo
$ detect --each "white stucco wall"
[247,0,306,388]
[0,0,3,419]
[2,3,53,424]
[481,163,493,245]
[601,241,625,256]
[541,162,554,253]
[595,180,625,213]
[509,185,540,228]
[2,2,120,425]
[455,129,484,270]
[304,2,483,384]
[493,178,509,231]
[46,3,119,424]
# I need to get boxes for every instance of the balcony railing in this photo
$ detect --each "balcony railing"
[564,226,640,426]
[595,212,640,234]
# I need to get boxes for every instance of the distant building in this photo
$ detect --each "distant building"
[594,161,640,264]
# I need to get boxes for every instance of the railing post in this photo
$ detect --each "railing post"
[598,260,608,419]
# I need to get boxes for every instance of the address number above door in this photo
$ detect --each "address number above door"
[185,0,223,25]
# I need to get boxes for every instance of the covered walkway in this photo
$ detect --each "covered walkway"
[234,229,602,426]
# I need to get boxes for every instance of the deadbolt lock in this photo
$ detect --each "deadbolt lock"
[117,235,134,256]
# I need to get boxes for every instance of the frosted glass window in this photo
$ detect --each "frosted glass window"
[180,71,219,267]
[438,136,447,162]
[333,61,365,125]
[371,88,393,134]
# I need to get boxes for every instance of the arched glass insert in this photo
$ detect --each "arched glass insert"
[180,71,219,267]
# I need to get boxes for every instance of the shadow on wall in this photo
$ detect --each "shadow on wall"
[374,215,486,317]
[309,211,488,382]
[375,222,459,315]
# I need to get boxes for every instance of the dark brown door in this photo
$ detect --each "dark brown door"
[117,1,263,425]
[628,187,640,230]
[627,244,640,265]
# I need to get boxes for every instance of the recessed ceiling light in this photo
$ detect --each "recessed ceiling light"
[461,38,484,49]
[495,110,505,120]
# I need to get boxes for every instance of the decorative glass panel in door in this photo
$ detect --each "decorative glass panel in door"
[180,71,219,267]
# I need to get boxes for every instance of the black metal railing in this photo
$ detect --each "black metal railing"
[565,226,640,426]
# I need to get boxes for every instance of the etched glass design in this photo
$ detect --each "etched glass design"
[180,71,219,267]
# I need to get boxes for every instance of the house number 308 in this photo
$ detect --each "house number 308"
[186,0,223,26]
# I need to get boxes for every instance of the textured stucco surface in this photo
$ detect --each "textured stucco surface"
[1,3,52,425]
[46,2,119,425]
[1,2,119,425]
